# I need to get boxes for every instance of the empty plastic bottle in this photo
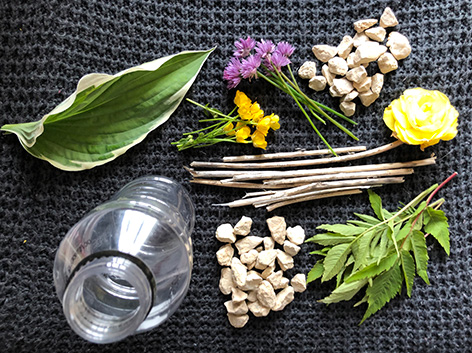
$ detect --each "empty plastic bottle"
[53,176,195,343]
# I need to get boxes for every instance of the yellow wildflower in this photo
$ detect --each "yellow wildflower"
[236,125,251,143]
[249,102,264,122]
[269,114,280,130]
[251,130,267,149]
[383,88,458,150]
[234,90,252,108]
[256,117,271,136]
[223,122,235,136]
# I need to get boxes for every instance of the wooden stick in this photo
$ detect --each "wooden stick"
[263,168,414,186]
[266,189,364,212]
[190,141,403,169]
[222,145,367,162]
[227,157,436,182]
[189,179,296,189]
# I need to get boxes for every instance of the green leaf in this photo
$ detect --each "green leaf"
[360,264,403,324]
[306,233,356,246]
[400,250,415,297]
[368,190,384,220]
[424,207,450,255]
[346,251,398,283]
[410,230,430,285]
[1,49,214,171]
[317,224,365,236]
[352,230,375,271]
[320,279,368,304]
[354,213,381,225]
[322,243,351,282]
[309,250,327,256]
[307,261,324,283]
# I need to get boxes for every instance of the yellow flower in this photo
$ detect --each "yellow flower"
[223,122,235,136]
[235,125,251,143]
[234,90,252,108]
[256,117,271,136]
[269,114,280,130]
[249,102,264,122]
[251,130,267,149]
[383,88,459,150]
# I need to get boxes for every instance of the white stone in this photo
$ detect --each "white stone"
[224,300,248,315]
[272,286,295,311]
[235,236,264,255]
[354,42,387,65]
[387,32,412,60]
[291,274,307,293]
[227,313,249,328]
[371,73,384,95]
[340,101,356,117]
[255,249,278,270]
[263,236,275,250]
[337,35,354,59]
[261,263,276,279]
[346,52,358,68]
[267,270,284,289]
[377,52,398,73]
[308,75,327,91]
[278,223,299,244]
[365,27,387,42]
[359,89,380,107]
[353,76,372,93]
[298,61,317,79]
[353,18,378,33]
[276,250,294,271]
[256,246,263,252]
[353,32,371,48]
[341,90,359,102]
[283,240,301,257]
[239,270,263,291]
[329,86,343,98]
[380,7,399,28]
[328,56,349,76]
[312,44,338,62]
[257,280,277,309]
[216,244,234,266]
[219,267,236,295]
[231,257,247,288]
[247,290,258,302]
[240,249,258,269]
[321,64,334,86]
[266,216,287,245]
[345,66,367,83]
[233,216,252,236]
[231,287,248,303]
[332,78,354,95]
[216,223,236,243]
[248,301,271,317]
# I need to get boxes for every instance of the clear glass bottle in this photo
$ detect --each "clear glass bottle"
[53,176,195,344]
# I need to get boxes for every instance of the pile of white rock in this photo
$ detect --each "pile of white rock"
[216,216,307,328]
[298,7,411,116]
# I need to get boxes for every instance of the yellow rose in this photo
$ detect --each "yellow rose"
[383,88,458,150]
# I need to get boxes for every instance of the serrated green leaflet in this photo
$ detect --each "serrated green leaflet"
[424,207,450,255]
[307,178,454,324]
[1,49,214,171]
[307,261,324,283]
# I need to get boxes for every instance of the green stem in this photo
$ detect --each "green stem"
[186,98,235,120]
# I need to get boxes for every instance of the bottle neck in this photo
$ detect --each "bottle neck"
[62,255,153,344]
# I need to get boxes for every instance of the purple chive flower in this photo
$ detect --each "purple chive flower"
[276,41,295,57]
[255,39,275,59]
[223,57,243,89]
[233,36,256,58]
[241,55,261,80]
[268,51,291,72]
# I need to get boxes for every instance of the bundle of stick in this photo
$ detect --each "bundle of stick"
[186,141,436,211]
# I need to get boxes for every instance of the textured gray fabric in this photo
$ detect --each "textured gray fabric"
[1,0,471,352]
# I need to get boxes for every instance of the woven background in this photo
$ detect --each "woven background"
[1,0,471,352]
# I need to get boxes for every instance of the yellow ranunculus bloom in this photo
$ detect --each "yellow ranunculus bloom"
[251,130,267,149]
[269,114,280,130]
[235,125,251,143]
[256,117,271,136]
[223,122,235,136]
[383,88,458,150]
[234,90,252,108]
[249,102,264,122]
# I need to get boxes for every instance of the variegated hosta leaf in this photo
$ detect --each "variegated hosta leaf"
[1,48,214,171]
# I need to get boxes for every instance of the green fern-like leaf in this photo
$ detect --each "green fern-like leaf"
[410,230,430,285]
[400,250,415,297]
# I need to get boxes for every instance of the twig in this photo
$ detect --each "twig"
[190,141,403,169]
[222,145,367,162]
[189,179,295,189]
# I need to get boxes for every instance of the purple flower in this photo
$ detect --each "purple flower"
[255,39,275,59]
[276,41,295,57]
[223,57,243,89]
[268,51,291,72]
[241,55,261,80]
[233,36,256,58]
